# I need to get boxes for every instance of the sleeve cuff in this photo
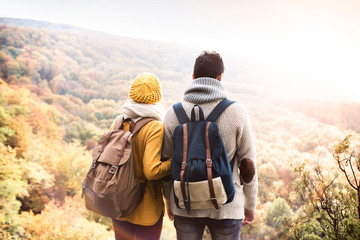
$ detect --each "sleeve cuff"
[242,175,258,210]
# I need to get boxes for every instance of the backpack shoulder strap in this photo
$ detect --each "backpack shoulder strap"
[206,99,235,122]
[132,118,156,134]
[173,102,190,124]
[114,115,125,130]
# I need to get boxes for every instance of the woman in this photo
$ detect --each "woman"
[110,72,171,240]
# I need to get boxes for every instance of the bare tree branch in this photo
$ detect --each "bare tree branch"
[348,151,359,189]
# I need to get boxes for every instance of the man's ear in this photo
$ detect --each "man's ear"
[216,73,223,81]
[192,74,195,80]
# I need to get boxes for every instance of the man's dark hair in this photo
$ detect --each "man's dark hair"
[193,51,224,79]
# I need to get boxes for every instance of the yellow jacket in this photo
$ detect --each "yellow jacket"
[110,119,171,226]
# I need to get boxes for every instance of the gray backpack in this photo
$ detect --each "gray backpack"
[82,116,154,218]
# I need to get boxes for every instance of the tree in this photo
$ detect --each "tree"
[266,198,292,229]
[0,144,28,238]
[288,136,360,239]
[333,135,360,218]
[21,197,113,240]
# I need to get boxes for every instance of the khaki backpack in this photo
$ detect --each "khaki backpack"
[82,116,154,218]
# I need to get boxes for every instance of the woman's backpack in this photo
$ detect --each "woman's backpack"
[171,99,235,213]
[82,116,154,218]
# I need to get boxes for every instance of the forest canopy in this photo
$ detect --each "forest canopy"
[0,18,359,239]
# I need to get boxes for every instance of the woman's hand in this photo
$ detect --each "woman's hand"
[164,198,174,221]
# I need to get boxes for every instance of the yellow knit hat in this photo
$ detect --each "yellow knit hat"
[129,73,162,104]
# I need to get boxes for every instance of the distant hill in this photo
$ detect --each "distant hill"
[0,17,277,101]
[0,17,91,33]
[1,17,359,133]
[0,17,201,104]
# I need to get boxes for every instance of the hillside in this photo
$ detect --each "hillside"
[0,18,359,239]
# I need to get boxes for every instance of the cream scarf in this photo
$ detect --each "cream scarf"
[122,100,165,122]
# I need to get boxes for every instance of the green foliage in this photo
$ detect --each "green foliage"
[0,83,29,236]
[0,144,28,237]
[54,142,92,198]
[288,138,360,239]
[258,162,279,202]
[0,23,194,104]
[0,23,196,239]
[289,211,360,240]
[0,101,15,143]
[333,135,352,155]
[64,119,101,144]
[0,79,112,238]
[1,19,360,240]
[265,198,292,228]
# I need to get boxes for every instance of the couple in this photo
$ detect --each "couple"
[110,51,258,240]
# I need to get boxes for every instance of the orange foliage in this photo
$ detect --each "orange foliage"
[6,115,32,157]
[21,197,113,240]
[28,103,62,139]
[22,198,83,238]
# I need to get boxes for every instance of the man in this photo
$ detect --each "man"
[162,51,258,240]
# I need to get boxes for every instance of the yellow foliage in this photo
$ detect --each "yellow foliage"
[0,81,63,157]
[1,22,360,240]
[28,102,62,139]
[7,115,32,156]
[55,142,92,196]
[0,78,7,85]
[3,86,30,105]
[0,143,28,234]
[21,197,113,240]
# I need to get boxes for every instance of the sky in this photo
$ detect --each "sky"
[1,0,360,101]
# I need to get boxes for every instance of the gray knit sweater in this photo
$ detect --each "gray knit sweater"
[162,77,258,220]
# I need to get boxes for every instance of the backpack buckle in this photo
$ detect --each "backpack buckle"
[181,162,186,170]
[109,165,117,174]
[91,160,96,169]
[206,159,212,167]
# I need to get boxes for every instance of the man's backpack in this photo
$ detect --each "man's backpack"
[82,116,154,218]
[171,99,236,213]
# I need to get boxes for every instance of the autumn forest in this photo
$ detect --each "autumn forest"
[0,18,360,239]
